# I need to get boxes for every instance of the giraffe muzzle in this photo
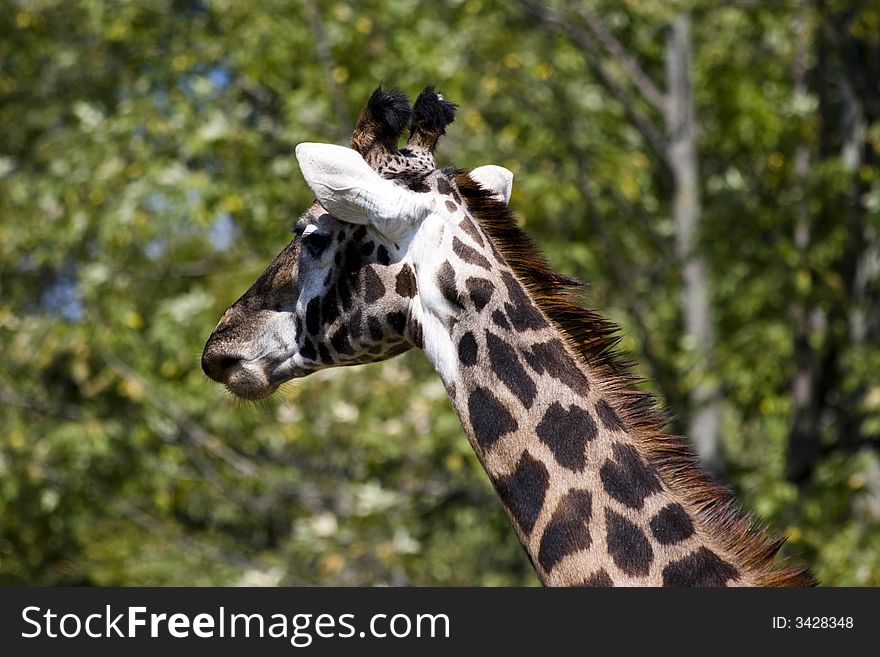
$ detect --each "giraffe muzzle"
[202,337,281,400]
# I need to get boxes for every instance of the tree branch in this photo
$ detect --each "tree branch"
[534,77,685,431]
[100,350,261,478]
[514,0,670,166]
[303,0,351,143]
[570,1,667,114]
[0,386,82,421]
[115,501,262,572]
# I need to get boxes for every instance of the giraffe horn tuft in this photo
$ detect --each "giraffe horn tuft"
[350,87,412,159]
[406,85,457,154]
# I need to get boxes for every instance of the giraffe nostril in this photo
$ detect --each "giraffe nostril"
[201,348,243,383]
[219,357,240,372]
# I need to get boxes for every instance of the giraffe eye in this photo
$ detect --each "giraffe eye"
[303,230,331,257]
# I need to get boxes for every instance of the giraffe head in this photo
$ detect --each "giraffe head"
[201,87,512,400]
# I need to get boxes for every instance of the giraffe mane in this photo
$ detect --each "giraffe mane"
[454,171,815,587]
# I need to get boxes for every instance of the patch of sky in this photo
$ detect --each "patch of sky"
[40,275,83,322]
[209,211,237,252]
[146,193,168,212]
[180,64,231,101]
[206,66,231,90]
[144,239,167,260]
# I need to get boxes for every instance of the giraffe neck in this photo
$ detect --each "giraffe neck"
[431,277,747,585]
[408,172,812,586]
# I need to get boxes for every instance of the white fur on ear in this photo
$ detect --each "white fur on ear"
[295,142,430,235]
[469,165,513,205]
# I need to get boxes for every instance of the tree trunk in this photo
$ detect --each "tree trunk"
[665,15,722,473]
[786,6,880,482]
[786,8,825,483]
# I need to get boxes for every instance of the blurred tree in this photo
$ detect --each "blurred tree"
[515,1,724,472]
[786,1,880,485]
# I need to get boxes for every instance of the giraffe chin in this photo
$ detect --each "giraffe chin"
[224,367,280,401]
[225,382,279,401]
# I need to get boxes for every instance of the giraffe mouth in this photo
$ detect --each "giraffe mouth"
[223,360,281,400]
[226,382,279,401]
[230,355,321,399]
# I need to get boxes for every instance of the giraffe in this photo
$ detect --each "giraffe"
[201,86,813,586]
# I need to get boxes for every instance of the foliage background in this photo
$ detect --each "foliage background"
[1,0,878,586]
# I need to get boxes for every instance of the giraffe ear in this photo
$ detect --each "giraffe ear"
[295,142,431,235]
[469,165,513,205]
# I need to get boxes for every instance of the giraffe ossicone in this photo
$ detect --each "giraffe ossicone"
[202,86,813,587]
